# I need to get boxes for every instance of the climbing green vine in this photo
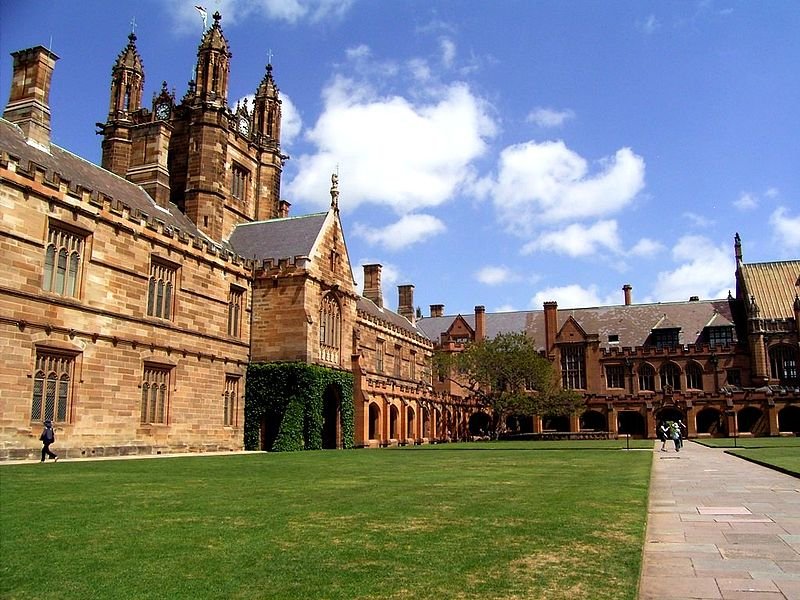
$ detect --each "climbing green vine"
[244,362,354,451]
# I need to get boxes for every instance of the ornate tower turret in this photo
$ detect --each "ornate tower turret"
[192,11,230,106]
[99,32,144,176]
[252,60,286,221]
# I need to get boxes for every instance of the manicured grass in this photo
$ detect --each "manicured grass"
[1,442,652,600]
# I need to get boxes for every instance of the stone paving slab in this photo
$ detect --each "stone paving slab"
[638,441,800,599]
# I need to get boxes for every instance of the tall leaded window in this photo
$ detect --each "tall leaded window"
[231,164,249,201]
[376,340,385,373]
[141,365,170,424]
[561,345,586,389]
[394,345,402,378]
[42,225,85,297]
[31,351,74,423]
[660,363,682,391]
[769,345,798,384]
[147,259,177,319]
[228,286,244,337]
[319,293,341,364]
[638,364,656,391]
[224,376,239,426]
[686,363,703,390]
[605,365,625,389]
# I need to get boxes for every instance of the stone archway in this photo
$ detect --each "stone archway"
[737,406,764,435]
[469,411,491,436]
[368,402,380,440]
[696,407,725,436]
[617,411,645,437]
[542,415,570,432]
[321,384,341,449]
[580,409,607,431]
[389,404,400,440]
[778,405,800,434]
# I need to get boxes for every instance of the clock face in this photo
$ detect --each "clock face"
[155,103,170,120]
[238,116,250,135]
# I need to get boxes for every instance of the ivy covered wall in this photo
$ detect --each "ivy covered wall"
[244,362,355,451]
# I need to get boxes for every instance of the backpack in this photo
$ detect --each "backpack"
[41,428,54,443]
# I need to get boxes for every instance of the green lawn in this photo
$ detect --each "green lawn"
[1,442,651,600]
[694,436,800,449]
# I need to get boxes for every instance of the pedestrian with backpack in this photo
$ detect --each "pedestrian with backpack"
[39,420,58,463]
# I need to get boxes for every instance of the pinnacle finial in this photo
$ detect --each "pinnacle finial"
[330,172,339,209]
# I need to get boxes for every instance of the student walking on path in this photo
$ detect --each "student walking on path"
[39,420,58,463]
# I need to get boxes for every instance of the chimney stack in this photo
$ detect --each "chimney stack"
[544,301,558,355]
[430,304,444,318]
[363,264,383,308]
[398,284,415,324]
[474,305,485,341]
[622,284,632,306]
[3,46,59,150]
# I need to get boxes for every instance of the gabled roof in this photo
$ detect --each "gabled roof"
[227,212,328,261]
[417,299,736,351]
[0,118,203,236]
[738,260,800,320]
[357,296,427,340]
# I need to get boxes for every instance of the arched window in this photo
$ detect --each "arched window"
[638,364,655,392]
[686,363,703,390]
[660,363,682,391]
[769,345,798,385]
[319,293,341,364]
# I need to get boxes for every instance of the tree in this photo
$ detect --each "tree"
[434,331,583,437]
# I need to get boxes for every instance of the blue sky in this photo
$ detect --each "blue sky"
[2,0,798,317]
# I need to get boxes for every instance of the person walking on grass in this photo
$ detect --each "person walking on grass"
[39,419,58,463]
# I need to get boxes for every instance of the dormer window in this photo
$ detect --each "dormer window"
[652,329,679,350]
[608,334,619,343]
[707,326,734,348]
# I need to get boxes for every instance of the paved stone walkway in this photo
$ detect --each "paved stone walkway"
[639,441,800,599]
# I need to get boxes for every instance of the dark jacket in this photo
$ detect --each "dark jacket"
[40,427,55,444]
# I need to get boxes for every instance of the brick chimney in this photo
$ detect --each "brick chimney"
[363,264,383,308]
[544,301,558,355]
[278,200,291,218]
[430,304,444,318]
[3,46,59,150]
[622,284,632,306]
[474,305,485,341]
[398,284,415,324]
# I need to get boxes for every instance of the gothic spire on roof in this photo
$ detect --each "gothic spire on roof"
[330,172,339,210]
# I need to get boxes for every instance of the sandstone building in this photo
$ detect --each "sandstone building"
[0,14,467,460]
[417,242,800,439]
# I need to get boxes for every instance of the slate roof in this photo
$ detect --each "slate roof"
[227,213,328,261]
[738,261,800,320]
[417,299,737,351]
[0,118,203,237]
[357,296,429,340]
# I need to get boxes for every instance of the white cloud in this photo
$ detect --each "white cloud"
[765,187,780,199]
[526,107,575,128]
[651,235,735,301]
[475,265,522,286]
[494,304,518,313]
[629,237,664,257]
[171,0,355,28]
[638,14,661,34]
[286,76,496,213]
[440,38,456,68]
[733,192,758,211]
[530,284,609,310]
[683,211,713,227]
[478,142,645,236]
[521,220,621,257]
[770,206,800,250]
[353,214,446,251]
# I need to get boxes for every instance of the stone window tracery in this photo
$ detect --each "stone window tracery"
[31,351,75,423]
[319,293,341,365]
